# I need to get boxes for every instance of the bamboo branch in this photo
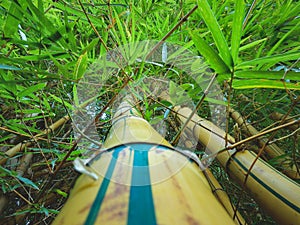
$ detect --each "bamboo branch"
[270,112,300,131]
[0,116,70,166]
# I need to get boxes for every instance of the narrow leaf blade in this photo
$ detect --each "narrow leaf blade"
[197,0,233,68]
[237,52,300,68]
[235,71,300,81]
[17,83,46,98]
[233,79,300,90]
[74,52,88,80]
[16,175,39,190]
[191,31,230,74]
[231,0,245,64]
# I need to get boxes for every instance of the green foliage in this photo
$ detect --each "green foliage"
[0,0,298,224]
[197,0,233,68]
[0,165,39,192]
[192,0,299,90]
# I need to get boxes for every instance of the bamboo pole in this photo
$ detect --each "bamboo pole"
[52,95,237,225]
[230,108,300,179]
[270,112,300,131]
[173,105,300,225]
[182,137,247,225]
[203,169,246,225]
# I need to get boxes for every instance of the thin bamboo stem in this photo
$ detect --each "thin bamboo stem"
[270,112,300,131]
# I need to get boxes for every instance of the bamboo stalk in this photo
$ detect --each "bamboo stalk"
[52,95,237,225]
[203,169,247,225]
[173,105,300,225]
[183,136,247,225]
[270,112,300,131]
[230,107,300,179]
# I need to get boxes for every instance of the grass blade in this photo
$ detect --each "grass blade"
[3,1,26,37]
[267,20,300,56]
[17,83,46,99]
[239,38,267,52]
[0,64,21,71]
[235,71,300,81]
[73,52,88,81]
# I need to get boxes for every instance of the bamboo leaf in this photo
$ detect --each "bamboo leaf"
[18,52,69,61]
[3,1,27,37]
[49,94,73,110]
[231,0,245,64]
[113,9,128,46]
[25,0,55,35]
[17,83,46,99]
[190,31,230,74]
[16,175,39,190]
[1,71,17,95]
[234,71,300,81]
[197,0,233,68]
[239,38,268,52]
[53,1,105,27]
[55,189,68,198]
[73,84,79,107]
[25,0,68,48]
[80,38,99,55]
[38,0,44,12]
[267,20,300,56]
[47,54,70,78]
[0,64,21,71]
[233,79,300,90]
[74,52,88,80]
[237,52,300,68]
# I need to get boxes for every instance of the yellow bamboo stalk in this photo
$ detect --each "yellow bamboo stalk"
[174,106,300,225]
[230,107,300,179]
[203,169,247,225]
[182,134,247,225]
[52,96,237,225]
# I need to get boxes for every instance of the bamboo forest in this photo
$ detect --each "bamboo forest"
[0,0,299,224]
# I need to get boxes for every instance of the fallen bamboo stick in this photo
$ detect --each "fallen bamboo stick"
[203,169,246,225]
[182,136,247,225]
[172,112,247,224]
